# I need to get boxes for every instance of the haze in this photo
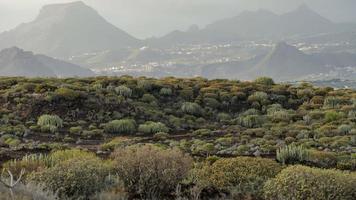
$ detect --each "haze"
[1,0,356,39]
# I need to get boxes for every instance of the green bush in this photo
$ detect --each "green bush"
[181,102,202,116]
[115,86,132,97]
[138,121,169,134]
[324,97,341,108]
[112,145,193,199]
[194,157,282,199]
[69,126,83,135]
[153,132,169,140]
[276,144,309,165]
[238,115,265,128]
[217,113,231,122]
[104,119,136,134]
[3,154,51,180]
[325,111,343,122]
[307,150,338,168]
[338,124,352,134]
[159,88,173,96]
[192,129,213,137]
[263,165,356,200]
[140,93,157,103]
[32,156,109,199]
[254,77,275,85]
[37,114,63,133]
[54,87,80,100]
[49,149,96,166]
[248,92,269,105]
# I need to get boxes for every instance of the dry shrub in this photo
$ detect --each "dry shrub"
[112,145,193,199]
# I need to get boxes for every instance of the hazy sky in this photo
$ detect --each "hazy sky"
[1,0,356,39]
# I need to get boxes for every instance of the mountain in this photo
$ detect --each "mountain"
[199,42,346,81]
[250,42,326,80]
[0,1,140,58]
[0,47,94,77]
[153,5,352,46]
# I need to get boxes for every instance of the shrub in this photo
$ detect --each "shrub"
[217,113,231,122]
[112,145,193,199]
[307,150,338,168]
[159,88,173,96]
[194,157,282,199]
[54,87,80,100]
[138,121,169,134]
[153,132,169,140]
[49,149,97,166]
[69,126,82,135]
[248,92,269,105]
[2,154,51,180]
[204,98,221,109]
[104,119,136,134]
[32,157,109,199]
[37,115,63,133]
[238,115,264,128]
[263,165,356,200]
[192,129,213,137]
[338,124,352,134]
[254,77,275,85]
[115,86,132,98]
[0,182,57,200]
[337,155,356,171]
[276,144,309,165]
[324,97,341,108]
[325,111,343,122]
[137,80,152,91]
[181,102,202,116]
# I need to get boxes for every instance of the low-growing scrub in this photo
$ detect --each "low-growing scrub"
[193,157,282,199]
[104,119,136,135]
[263,165,356,200]
[138,121,169,134]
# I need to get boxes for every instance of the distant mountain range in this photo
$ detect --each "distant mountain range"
[0,1,356,83]
[200,42,356,81]
[0,47,93,77]
[151,5,356,46]
[0,1,140,58]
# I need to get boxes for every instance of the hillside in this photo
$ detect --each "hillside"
[198,42,356,81]
[0,1,140,58]
[0,47,94,77]
[0,76,355,199]
[250,42,326,80]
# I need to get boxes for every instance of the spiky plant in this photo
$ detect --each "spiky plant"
[276,144,309,165]
[138,122,169,134]
[104,119,136,134]
[37,115,63,133]
[181,102,202,116]
[115,86,132,98]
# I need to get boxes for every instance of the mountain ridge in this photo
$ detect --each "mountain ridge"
[151,5,352,46]
[0,1,141,58]
[0,47,94,77]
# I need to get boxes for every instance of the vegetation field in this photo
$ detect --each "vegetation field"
[0,76,355,199]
